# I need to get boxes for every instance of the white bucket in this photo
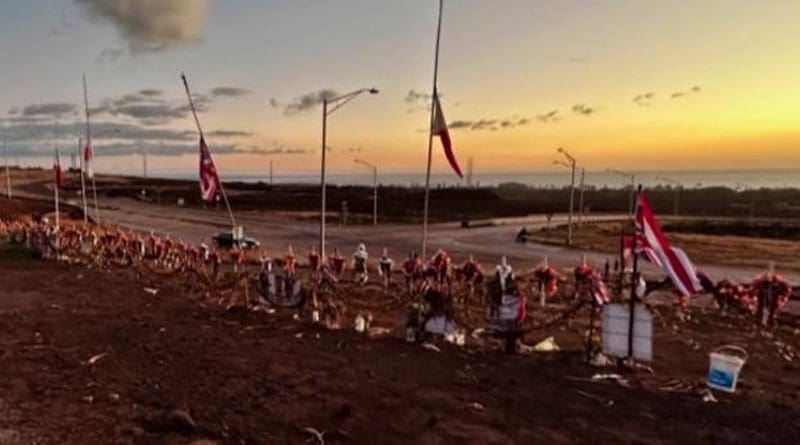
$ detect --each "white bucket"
[707,345,748,393]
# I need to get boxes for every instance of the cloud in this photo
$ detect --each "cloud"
[207,130,253,138]
[75,0,209,54]
[670,92,686,99]
[690,85,701,93]
[571,103,595,116]
[239,144,309,156]
[404,89,433,104]
[269,98,280,108]
[283,89,338,115]
[536,110,560,123]
[210,86,250,98]
[139,89,163,97]
[632,92,654,106]
[448,116,530,132]
[94,47,125,64]
[22,102,78,117]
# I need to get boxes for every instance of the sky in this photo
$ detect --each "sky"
[1,0,800,178]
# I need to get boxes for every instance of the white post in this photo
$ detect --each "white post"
[78,138,88,224]
[372,165,378,226]
[320,99,328,259]
[54,149,60,231]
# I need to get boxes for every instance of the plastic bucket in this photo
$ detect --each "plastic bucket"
[707,345,748,393]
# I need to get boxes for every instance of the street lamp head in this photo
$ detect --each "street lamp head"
[368,88,379,95]
[557,147,564,153]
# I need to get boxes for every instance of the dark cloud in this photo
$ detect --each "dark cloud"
[8,108,19,115]
[239,145,309,156]
[210,86,250,98]
[283,89,338,116]
[269,98,280,108]
[139,89,163,97]
[571,103,595,116]
[448,116,529,132]
[346,147,362,153]
[95,47,124,64]
[22,102,78,117]
[670,92,686,99]
[75,0,209,54]
[633,92,654,106]
[404,89,433,104]
[206,130,253,138]
[690,85,701,93]
[536,110,560,123]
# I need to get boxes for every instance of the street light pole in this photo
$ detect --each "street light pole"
[3,142,10,199]
[319,87,379,259]
[355,158,378,226]
[556,147,577,246]
[578,167,585,225]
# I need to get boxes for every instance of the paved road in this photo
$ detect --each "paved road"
[59,194,796,283]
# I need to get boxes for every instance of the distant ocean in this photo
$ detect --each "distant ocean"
[12,155,800,189]
[154,169,800,190]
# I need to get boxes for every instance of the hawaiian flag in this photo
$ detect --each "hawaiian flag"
[635,190,702,296]
[53,149,64,189]
[199,136,220,203]
[431,94,463,178]
[83,142,94,178]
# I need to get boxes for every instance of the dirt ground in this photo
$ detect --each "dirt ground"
[3,178,800,444]
[1,244,800,444]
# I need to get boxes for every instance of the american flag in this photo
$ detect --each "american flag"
[199,137,220,203]
[635,190,702,296]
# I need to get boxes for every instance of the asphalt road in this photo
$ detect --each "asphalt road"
[65,194,796,283]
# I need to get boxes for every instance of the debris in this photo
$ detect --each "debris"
[83,352,108,366]
[576,389,614,407]
[143,287,159,296]
[368,326,391,337]
[591,373,631,387]
[109,392,121,403]
[445,331,466,346]
[468,401,485,411]
[165,409,197,433]
[422,343,441,353]
[533,336,560,352]
[700,389,718,403]
[470,328,484,339]
[302,427,327,445]
[589,352,614,367]
[80,395,94,403]
[295,332,304,339]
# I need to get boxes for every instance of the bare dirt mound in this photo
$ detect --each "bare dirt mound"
[1,251,799,444]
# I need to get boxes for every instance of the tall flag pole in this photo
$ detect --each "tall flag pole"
[83,74,100,224]
[53,148,63,231]
[180,72,237,231]
[3,141,10,199]
[78,137,88,224]
[422,0,464,259]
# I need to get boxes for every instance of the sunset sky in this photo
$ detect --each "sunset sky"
[1,0,799,177]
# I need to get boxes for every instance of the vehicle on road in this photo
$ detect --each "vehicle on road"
[212,232,260,250]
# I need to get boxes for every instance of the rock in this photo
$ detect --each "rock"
[165,409,197,433]
[0,429,21,445]
[189,440,218,445]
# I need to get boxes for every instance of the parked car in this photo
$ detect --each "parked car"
[211,232,260,250]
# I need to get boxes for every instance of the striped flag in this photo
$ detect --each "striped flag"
[635,191,702,296]
[198,136,220,203]
[83,142,94,178]
[53,149,64,188]
[431,94,463,178]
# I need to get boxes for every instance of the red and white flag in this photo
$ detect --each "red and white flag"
[431,94,463,178]
[53,149,64,189]
[83,142,94,178]
[199,136,220,203]
[635,191,702,296]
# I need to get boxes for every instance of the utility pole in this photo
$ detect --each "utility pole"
[555,147,577,246]
[578,167,585,225]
